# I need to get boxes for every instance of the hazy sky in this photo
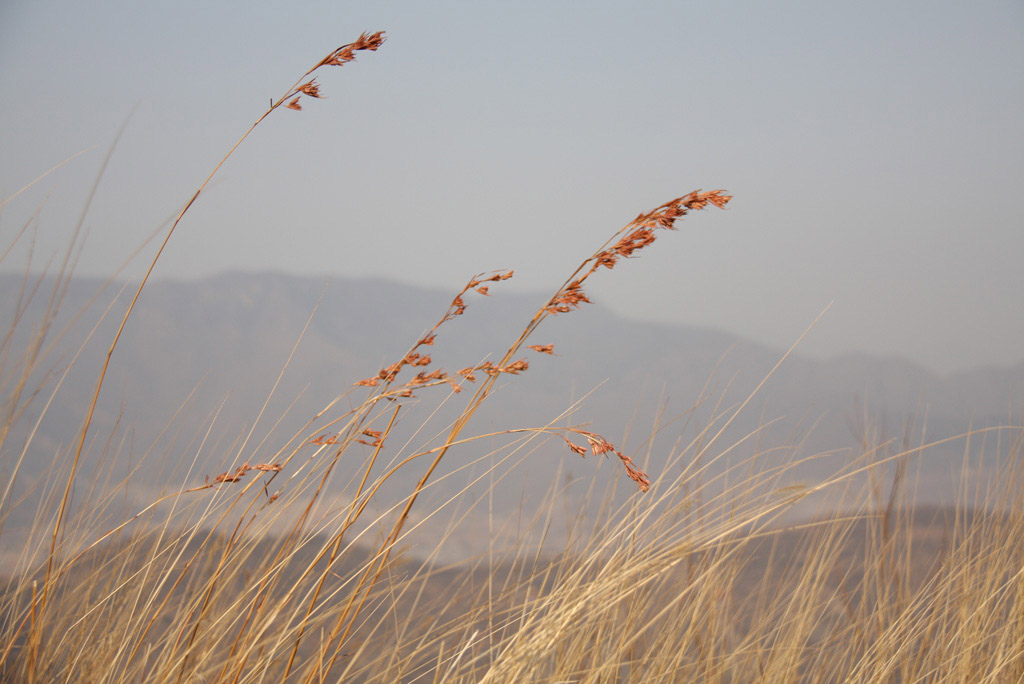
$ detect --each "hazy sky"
[1,0,1021,373]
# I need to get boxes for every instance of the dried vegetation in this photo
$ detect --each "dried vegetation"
[1,31,1023,683]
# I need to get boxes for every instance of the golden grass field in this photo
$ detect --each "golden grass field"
[2,32,1023,683]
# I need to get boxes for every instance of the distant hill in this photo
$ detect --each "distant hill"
[1,271,1020,559]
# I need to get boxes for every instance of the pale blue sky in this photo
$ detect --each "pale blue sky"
[1,0,1022,373]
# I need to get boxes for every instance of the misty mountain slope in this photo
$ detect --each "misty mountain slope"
[2,271,1019,558]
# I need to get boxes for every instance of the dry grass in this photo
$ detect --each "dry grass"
[1,31,1023,683]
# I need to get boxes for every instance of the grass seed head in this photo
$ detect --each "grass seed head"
[527,344,555,355]
[297,80,323,98]
[322,31,387,68]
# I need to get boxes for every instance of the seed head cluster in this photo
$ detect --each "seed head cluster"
[336,190,731,493]
[285,31,387,112]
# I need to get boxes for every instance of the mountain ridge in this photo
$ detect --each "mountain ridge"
[2,271,1019,559]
